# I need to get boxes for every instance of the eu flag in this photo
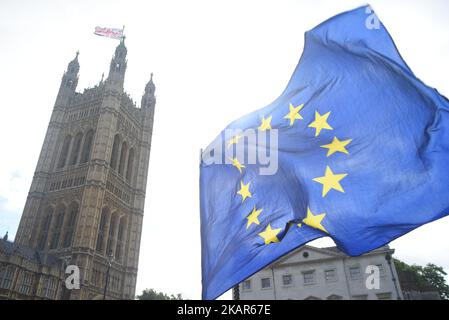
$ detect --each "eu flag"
[200,5,449,300]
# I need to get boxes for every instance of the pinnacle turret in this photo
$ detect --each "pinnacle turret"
[141,73,156,109]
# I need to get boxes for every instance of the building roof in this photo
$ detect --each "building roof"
[321,244,392,255]
[0,239,60,267]
[271,244,393,268]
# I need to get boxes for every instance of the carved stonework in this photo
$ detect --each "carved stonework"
[11,39,155,300]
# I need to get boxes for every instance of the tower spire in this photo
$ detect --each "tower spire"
[106,38,127,91]
[141,73,156,109]
[56,51,80,103]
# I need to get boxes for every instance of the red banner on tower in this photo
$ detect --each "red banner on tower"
[94,26,124,40]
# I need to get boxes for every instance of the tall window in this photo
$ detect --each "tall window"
[110,134,120,170]
[242,280,251,291]
[91,268,100,287]
[80,129,94,164]
[0,266,15,289]
[38,207,53,250]
[69,132,83,165]
[282,274,293,286]
[118,141,128,176]
[115,217,126,261]
[63,202,78,248]
[41,277,57,299]
[325,269,337,282]
[18,272,33,295]
[349,266,362,280]
[261,278,271,289]
[106,214,117,255]
[50,205,66,249]
[126,148,134,182]
[57,135,72,168]
[302,270,316,285]
[96,208,108,252]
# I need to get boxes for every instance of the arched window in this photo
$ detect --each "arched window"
[69,132,83,165]
[115,217,126,261]
[57,135,72,168]
[106,214,117,256]
[80,129,94,164]
[110,134,120,170]
[118,141,128,176]
[125,148,134,182]
[62,202,78,248]
[38,207,53,250]
[96,208,109,252]
[50,205,66,249]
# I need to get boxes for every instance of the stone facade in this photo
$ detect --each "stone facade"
[4,39,155,300]
[0,239,64,300]
[236,245,403,300]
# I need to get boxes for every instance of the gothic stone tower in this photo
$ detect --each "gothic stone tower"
[14,39,155,299]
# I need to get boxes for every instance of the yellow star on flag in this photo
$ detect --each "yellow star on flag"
[258,224,281,245]
[229,157,245,173]
[302,207,328,233]
[313,166,348,197]
[284,103,304,126]
[246,206,263,229]
[321,137,352,157]
[258,115,272,131]
[227,134,242,149]
[308,111,333,136]
[237,180,252,203]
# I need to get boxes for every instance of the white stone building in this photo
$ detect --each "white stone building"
[237,245,403,300]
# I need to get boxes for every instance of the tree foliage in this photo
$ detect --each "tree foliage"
[136,288,184,300]
[394,259,449,300]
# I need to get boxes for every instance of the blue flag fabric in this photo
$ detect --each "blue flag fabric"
[200,5,449,300]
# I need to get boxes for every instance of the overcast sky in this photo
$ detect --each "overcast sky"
[0,0,448,300]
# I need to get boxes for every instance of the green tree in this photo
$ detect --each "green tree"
[136,288,184,300]
[395,259,449,300]
[420,264,449,300]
